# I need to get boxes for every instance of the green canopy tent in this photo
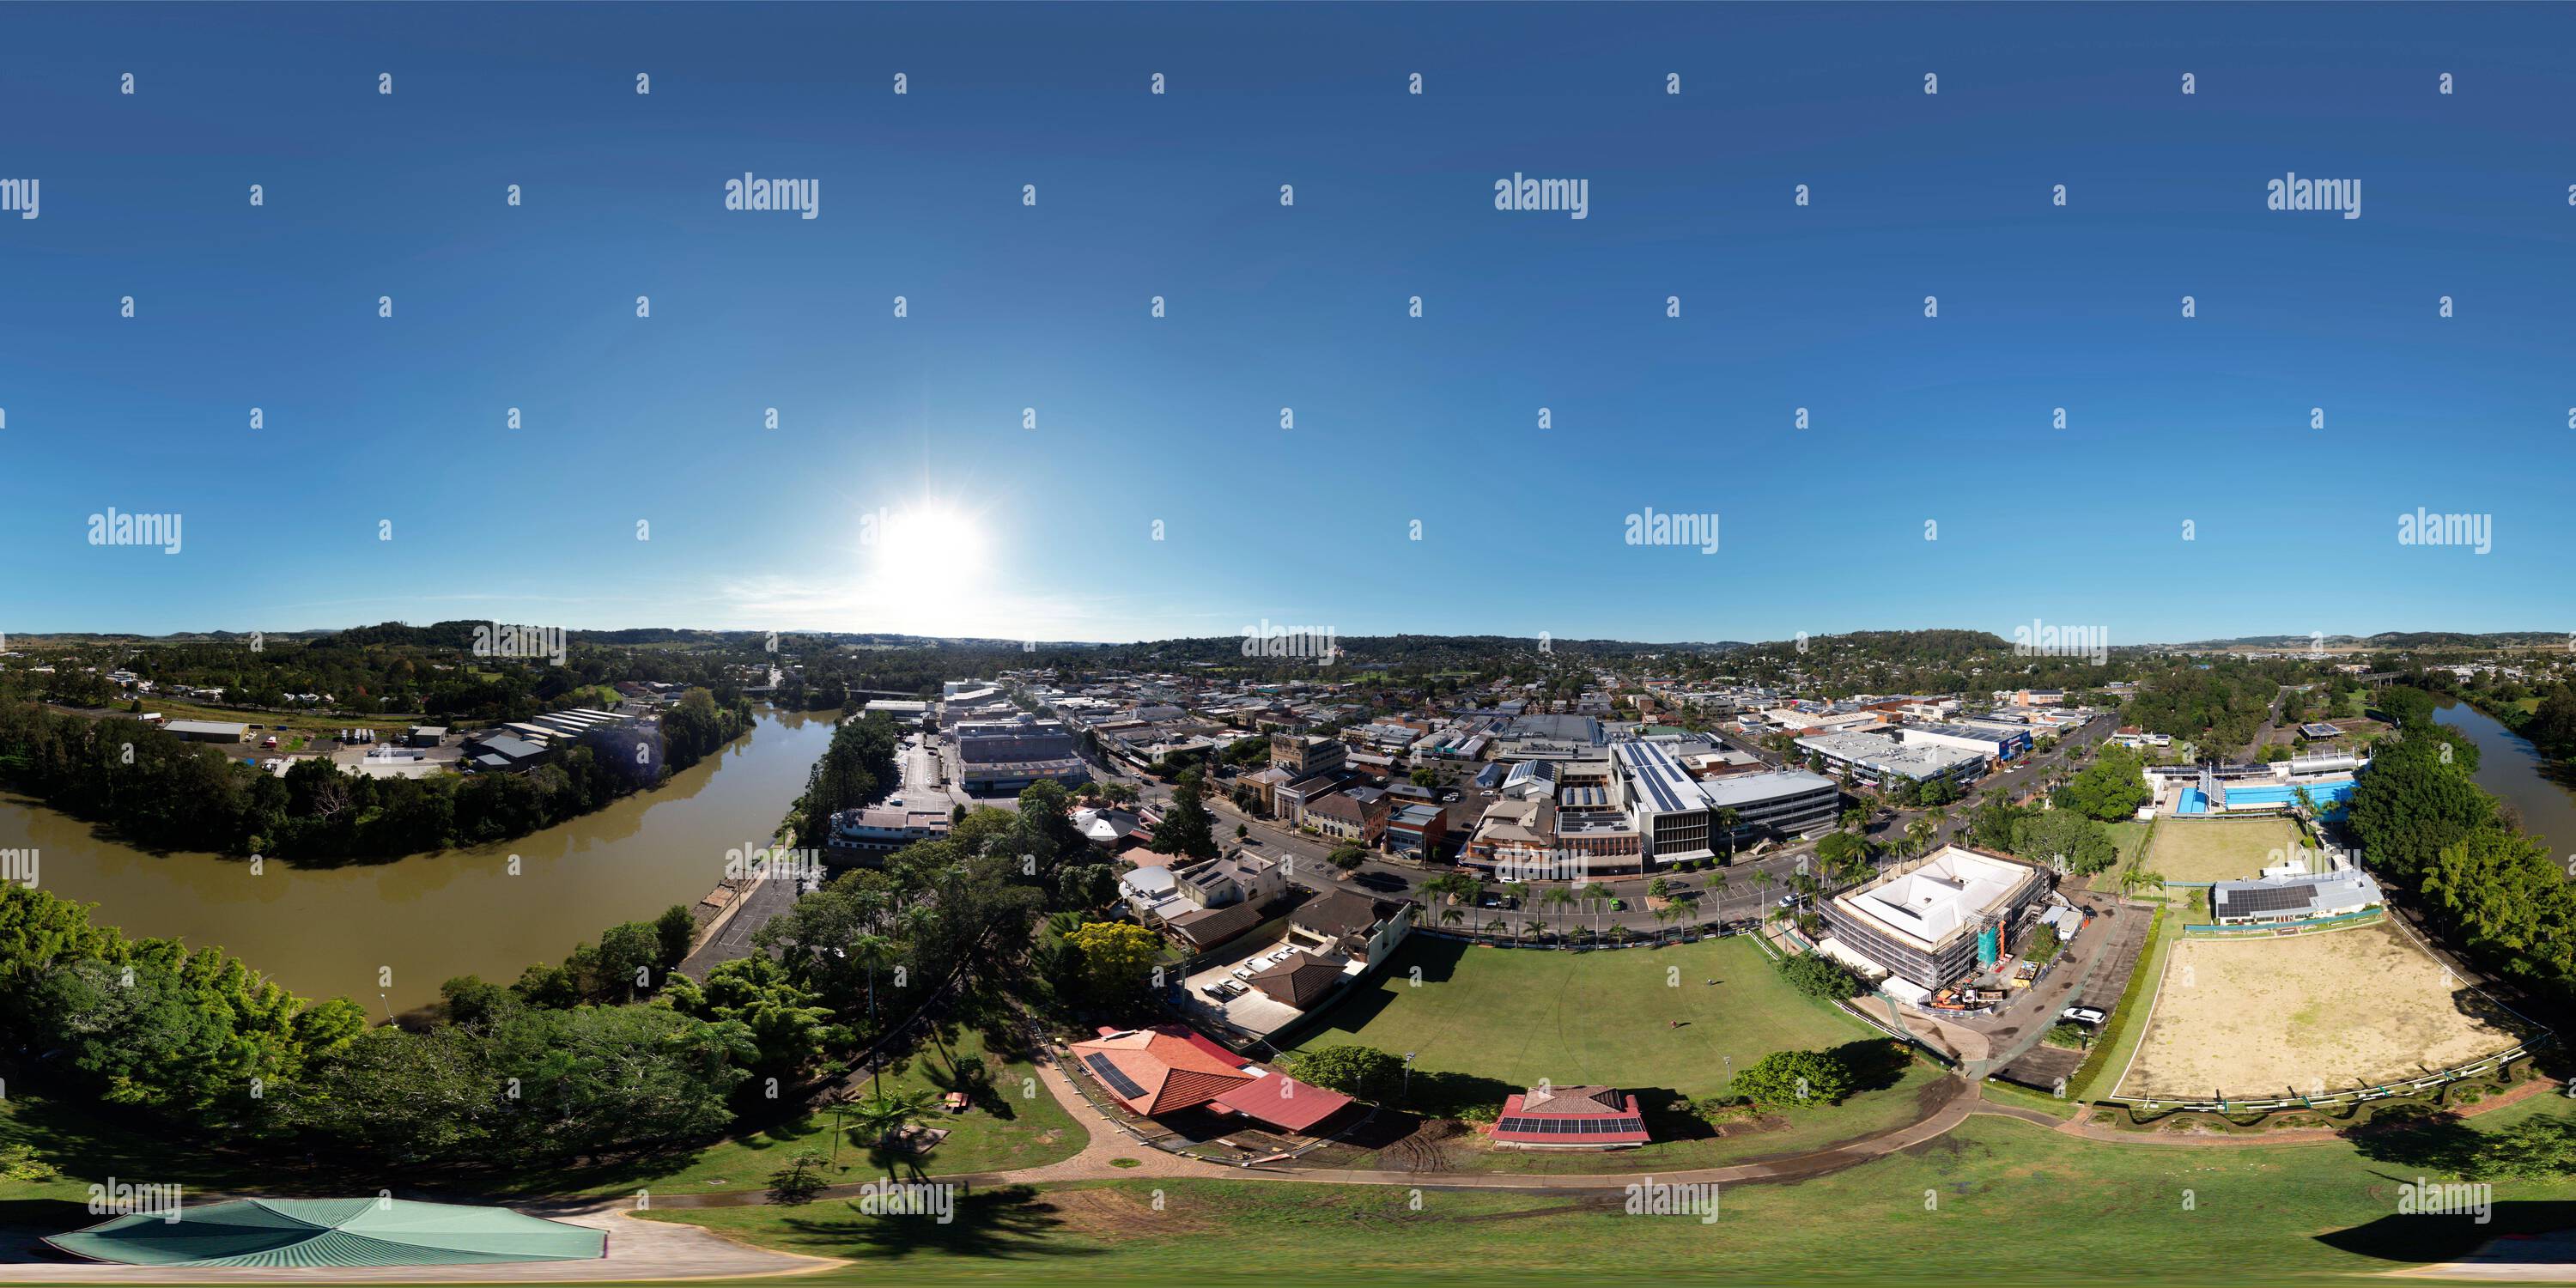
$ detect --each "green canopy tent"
[46,1198,607,1268]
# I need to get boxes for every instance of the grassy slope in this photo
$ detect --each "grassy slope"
[646,1097,2576,1285]
[1289,936,1870,1102]
[548,1024,1088,1198]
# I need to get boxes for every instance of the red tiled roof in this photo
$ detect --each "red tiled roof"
[1069,1026,1255,1115]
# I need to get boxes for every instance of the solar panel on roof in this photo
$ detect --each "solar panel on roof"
[2215,884,2315,915]
[1084,1053,1148,1100]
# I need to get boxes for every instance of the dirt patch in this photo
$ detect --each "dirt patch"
[1036,1188,1211,1242]
[2117,920,2528,1101]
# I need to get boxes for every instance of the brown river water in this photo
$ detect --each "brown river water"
[0,708,833,1015]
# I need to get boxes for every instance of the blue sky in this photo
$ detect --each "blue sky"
[3,3,2571,647]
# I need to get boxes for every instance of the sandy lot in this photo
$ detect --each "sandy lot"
[2144,817,2303,884]
[2115,919,2528,1101]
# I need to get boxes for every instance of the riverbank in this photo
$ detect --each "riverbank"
[0,708,836,1012]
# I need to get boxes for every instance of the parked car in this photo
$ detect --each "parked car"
[2061,1005,2108,1026]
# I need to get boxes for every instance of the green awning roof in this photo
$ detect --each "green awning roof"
[45,1198,607,1267]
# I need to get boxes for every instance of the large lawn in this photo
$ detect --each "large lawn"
[1289,936,1876,1103]
[2142,817,2301,884]
[644,1096,2576,1285]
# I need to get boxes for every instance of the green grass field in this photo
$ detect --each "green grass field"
[2141,817,2301,884]
[644,1094,2576,1285]
[1289,936,1875,1103]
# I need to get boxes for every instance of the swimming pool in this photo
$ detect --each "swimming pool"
[2176,779,2354,817]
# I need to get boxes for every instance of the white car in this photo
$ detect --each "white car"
[2061,1005,2107,1026]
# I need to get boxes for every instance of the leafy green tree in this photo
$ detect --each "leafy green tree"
[1777,951,1861,1001]
[654,904,698,969]
[2467,1115,2576,1180]
[766,1149,829,1205]
[1285,1044,1406,1103]
[2057,745,2150,822]
[2012,809,2117,877]
[659,955,847,1077]
[1063,921,1162,1005]
[2347,732,2499,884]
[1730,1048,1856,1109]
[1150,771,1220,860]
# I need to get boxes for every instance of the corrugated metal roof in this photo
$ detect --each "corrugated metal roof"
[46,1199,605,1267]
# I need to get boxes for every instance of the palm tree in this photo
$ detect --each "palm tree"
[846,932,896,1097]
[1839,806,1869,834]
[1485,916,1510,939]
[849,1087,942,1154]
[1714,807,1743,863]
[1439,906,1464,929]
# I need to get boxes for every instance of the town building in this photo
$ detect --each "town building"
[1172,851,1285,909]
[1697,769,1842,848]
[1306,787,1389,846]
[2210,870,2385,926]
[1387,803,1448,858]
[950,716,1089,793]
[1269,732,1347,780]
[1795,731,1986,789]
[164,720,247,743]
[1067,1025,1354,1136]
[825,806,952,863]
[1820,845,2050,989]
[1898,722,2032,763]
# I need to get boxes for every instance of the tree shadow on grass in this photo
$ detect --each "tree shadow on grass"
[768,1184,1100,1264]
[2319,1200,2576,1265]
[1828,1039,1915,1096]
[1402,1069,1517,1121]
[0,1198,112,1261]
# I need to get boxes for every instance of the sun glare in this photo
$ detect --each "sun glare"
[862,502,990,629]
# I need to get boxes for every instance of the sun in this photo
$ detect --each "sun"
[861,502,990,628]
